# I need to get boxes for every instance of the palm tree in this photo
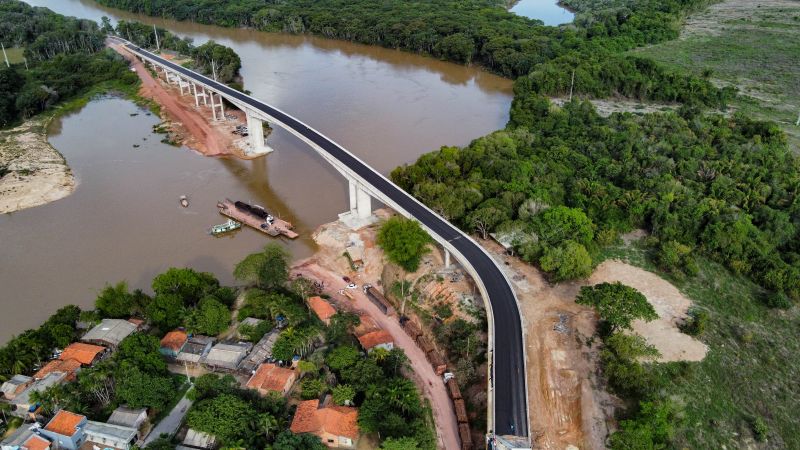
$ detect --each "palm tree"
[370,348,389,363]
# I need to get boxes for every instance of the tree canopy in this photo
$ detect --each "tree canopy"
[576,282,658,333]
[234,244,290,290]
[377,217,432,272]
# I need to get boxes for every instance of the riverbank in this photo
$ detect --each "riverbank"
[0,116,75,214]
[110,42,249,159]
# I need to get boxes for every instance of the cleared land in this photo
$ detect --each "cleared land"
[600,238,800,448]
[634,0,800,151]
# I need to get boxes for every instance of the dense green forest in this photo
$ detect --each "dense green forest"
[96,0,732,107]
[0,0,139,127]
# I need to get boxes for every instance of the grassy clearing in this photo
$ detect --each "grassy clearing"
[2,47,25,65]
[598,241,800,448]
[633,0,800,152]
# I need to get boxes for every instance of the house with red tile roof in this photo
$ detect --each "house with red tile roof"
[22,435,51,450]
[307,297,337,325]
[290,399,359,449]
[159,330,188,358]
[59,343,105,366]
[245,363,297,397]
[33,358,82,381]
[356,330,394,353]
[40,410,87,450]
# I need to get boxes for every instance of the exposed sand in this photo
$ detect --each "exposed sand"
[110,42,252,159]
[588,260,708,363]
[0,117,75,214]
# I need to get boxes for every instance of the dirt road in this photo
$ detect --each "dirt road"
[292,261,461,450]
[110,42,243,157]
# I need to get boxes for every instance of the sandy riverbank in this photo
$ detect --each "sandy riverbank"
[110,42,252,159]
[0,116,75,214]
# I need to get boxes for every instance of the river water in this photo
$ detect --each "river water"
[510,0,574,25]
[0,0,512,342]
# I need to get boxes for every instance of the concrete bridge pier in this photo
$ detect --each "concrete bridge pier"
[444,248,451,268]
[338,178,376,229]
[208,91,225,121]
[192,83,208,107]
[244,110,272,155]
[178,78,191,96]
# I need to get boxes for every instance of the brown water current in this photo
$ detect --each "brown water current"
[1,0,512,342]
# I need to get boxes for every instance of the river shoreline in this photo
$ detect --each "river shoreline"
[0,115,75,214]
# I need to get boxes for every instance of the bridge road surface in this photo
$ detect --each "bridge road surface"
[115,38,529,439]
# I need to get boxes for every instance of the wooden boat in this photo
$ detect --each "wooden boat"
[179,195,189,207]
[217,199,298,239]
[209,219,241,236]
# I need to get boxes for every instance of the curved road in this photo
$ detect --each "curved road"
[115,38,528,439]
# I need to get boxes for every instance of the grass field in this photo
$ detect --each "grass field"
[599,241,800,448]
[633,0,800,152]
[3,47,25,64]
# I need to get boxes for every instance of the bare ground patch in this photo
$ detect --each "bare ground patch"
[0,117,75,214]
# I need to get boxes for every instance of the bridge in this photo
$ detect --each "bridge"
[110,36,530,447]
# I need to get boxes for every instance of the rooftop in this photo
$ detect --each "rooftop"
[23,435,51,450]
[357,330,394,350]
[307,296,336,322]
[353,314,380,337]
[290,399,359,439]
[60,343,104,366]
[106,406,147,428]
[44,410,85,437]
[240,330,279,372]
[81,319,137,347]
[13,372,69,407]
[160,330,188,352]
[205,342,251,369]
[246,363,295,393]
[84,420,137,444]
[1,374,32,398]
[182,429,216,449]
[239,317,263,327]
[33,358,81,380]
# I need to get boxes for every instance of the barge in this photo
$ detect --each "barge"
[217,199,298,239]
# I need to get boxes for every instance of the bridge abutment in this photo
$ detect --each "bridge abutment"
[339,179,377,229]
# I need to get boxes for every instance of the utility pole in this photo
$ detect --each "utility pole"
[1,43,9,68]
[568,69,575,102]
[153,24,160,52]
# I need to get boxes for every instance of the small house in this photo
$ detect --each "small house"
[352,314,380,337]
[179,429,216,450]
[59,343,105,366]
[32,359,81,382]
[106,406,148,440]
[159,330,188,358]
[81,319,137,348]
[1,375,32,400]
[290,399,359,449]
[240,330,279,373]
[10,373,70,418]
[308,296,337,325]
[176,336,214,365]
[204,342,252,371]
[356,330,394,353]
[245,363,296,397]
[1,425,50,450]
[40,410,87,450]
[83,420,137,450]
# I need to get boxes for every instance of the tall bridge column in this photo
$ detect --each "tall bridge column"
[208,91,225,121]
[192,83,208,107]
[245,110,272,155]
[178,78,191,96]
[348,179,372,219]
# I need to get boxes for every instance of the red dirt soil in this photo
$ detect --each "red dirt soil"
[110,42,245,158]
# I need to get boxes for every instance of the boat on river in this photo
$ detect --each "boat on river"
[209,219,241,236]
[217,199,298,239]
[179,195,189,207]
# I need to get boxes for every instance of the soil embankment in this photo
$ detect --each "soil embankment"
[110,42,249,158]
[292,211,461,450]
[0,116,75,214]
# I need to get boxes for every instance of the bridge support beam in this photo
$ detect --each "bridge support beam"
[444,248,451,268]
[209,91,225,121]
[244,110,272,156]
[178,78,191,96]
[192,83,208,107]
[339,179,376,229]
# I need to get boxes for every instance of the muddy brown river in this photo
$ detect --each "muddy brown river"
[1,0,512,342]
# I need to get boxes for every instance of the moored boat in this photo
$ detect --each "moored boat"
[209,219,241,235]
[180,195,189,207]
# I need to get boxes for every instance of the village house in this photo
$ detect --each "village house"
[245,363,296,397]
[352,314,380,337]
[356,330,394,353]
[159,330,188,358]
[106,406,149,441]
[0,425,51,450]
[307,296,337,325]
[204,342,252,371]
[176,429,216,450]
[240,330,279,373]
[80,319,137,348]
[176,335,214,365]
[34,410,138,450]
[32,359,81,382]
[1,375,32,401]
[290,399,359,449]
[9,373,70,418]
[59,343,105,367]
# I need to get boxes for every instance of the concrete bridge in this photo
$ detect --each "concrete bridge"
[110,36,530,448]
